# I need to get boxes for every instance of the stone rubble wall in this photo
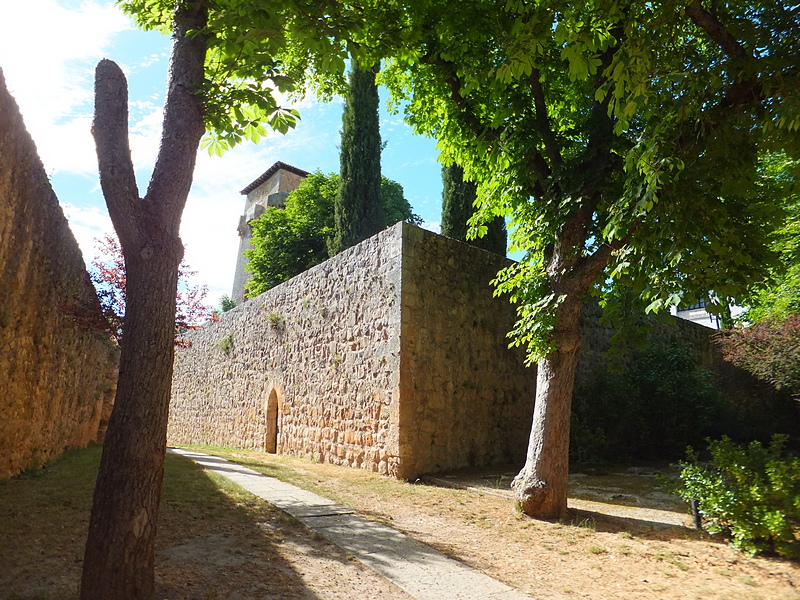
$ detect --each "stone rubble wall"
[577,300,724,391]
[0,69,118,479]
[396,225,536,477]
[169,219,740,481]
[169,225,404,475]
[169,222,538,479]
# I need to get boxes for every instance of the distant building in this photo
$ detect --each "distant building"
[232,162,309,303]
[672,299,721,329]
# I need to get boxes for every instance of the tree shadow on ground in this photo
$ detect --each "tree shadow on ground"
[564,508,704,540]
[0,445,333,600]
[157,452,330,600]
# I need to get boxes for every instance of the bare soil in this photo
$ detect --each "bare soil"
[3,445,799,600]
[204,449,800,600]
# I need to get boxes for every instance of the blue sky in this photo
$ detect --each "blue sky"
[0,0,444,304]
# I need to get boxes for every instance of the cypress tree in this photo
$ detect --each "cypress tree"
[441,164,506,256]
[331,62,383,254]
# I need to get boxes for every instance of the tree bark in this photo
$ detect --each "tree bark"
[511,204,622,519]
[512,293,583,519]
[80,251,181,599]
[80,2,207,598]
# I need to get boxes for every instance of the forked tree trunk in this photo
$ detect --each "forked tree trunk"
[510,200,618,519]
[80,2,207,598]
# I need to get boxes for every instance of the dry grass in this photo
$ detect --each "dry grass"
[187,445,800,600]
[4,443,799,600]
[0,444,408,600]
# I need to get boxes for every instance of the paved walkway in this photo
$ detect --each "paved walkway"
[170,448,532,600]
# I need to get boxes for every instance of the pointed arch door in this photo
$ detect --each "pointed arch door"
[265,389,279,453]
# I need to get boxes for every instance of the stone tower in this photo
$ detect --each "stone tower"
[232,161,309,303]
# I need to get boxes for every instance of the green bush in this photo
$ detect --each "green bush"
[571,344,726,463]
[675,435,800,558]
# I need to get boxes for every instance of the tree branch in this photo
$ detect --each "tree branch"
[145,0,209,230]
[92,59,141,249]
[527,153,552,195]
[685,0,761,111]
[685,0,749,61]
[529,68,562,167]
[428,55,501,144]
[572,218,641,291]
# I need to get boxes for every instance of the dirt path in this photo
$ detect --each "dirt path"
[209,450,800,600]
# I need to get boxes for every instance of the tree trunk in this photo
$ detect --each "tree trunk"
[509,180,621,519]
[512,294,583,519]
[80,2,207,598]
[80,245,182,599]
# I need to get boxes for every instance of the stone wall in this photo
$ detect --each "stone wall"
[169,222,537,479]
[576,301,719,390]
[0,69,118,478]
[170,225,405,474]
[170,218,752,480]
[397,225,536,476]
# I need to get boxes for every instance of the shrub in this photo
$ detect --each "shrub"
[674,435,800,558]
[716,314,800,399]
[570,344,725,463]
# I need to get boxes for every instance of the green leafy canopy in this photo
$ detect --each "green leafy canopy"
[245,171,420,297]
[121,0,800,361]
[119,0,354,155]
[370,0,800,360]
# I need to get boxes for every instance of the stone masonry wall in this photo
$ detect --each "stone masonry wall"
[169,222,538,479]
[169,225,405,475]
[396,224,536,477]
[169,219,743,480]
[0,69,118,478]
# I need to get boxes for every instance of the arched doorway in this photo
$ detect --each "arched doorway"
[265,389,279,453]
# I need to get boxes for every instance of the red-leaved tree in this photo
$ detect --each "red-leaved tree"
[90,234,212,344]
[716,314,800,400]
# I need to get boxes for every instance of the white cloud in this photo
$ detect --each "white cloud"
[60,202,114,263]
[34,115,98,175]
[0,0,131,175]
[181,191,241,302]
[129,103,164,176]
[420,221,441,234]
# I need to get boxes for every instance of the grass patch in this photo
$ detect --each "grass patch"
[0,444,101,599]
[654,551,691,572]
[0,444,338,600]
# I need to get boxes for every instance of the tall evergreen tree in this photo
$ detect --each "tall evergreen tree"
[331,61,383,254]
[441,164,506,256]
[247,172,420,296]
